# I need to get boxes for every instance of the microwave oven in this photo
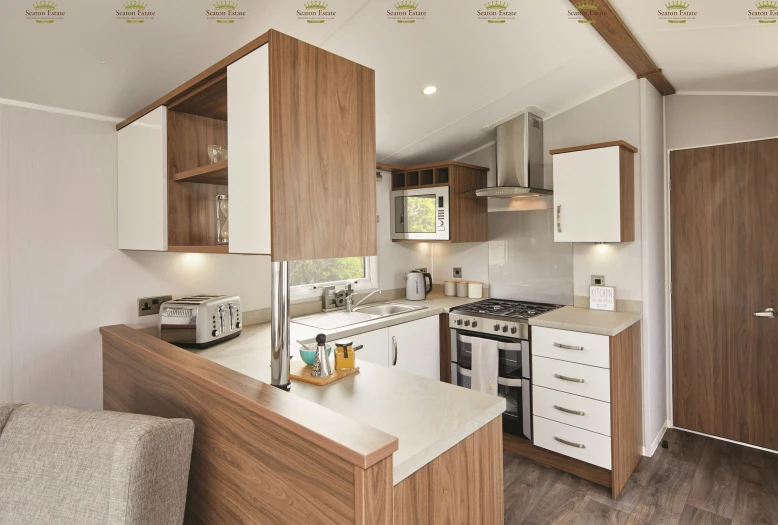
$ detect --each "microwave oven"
[390,186,449,241]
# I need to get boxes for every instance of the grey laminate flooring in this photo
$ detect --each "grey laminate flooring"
[503,428,778,525]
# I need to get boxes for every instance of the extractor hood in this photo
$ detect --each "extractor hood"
[475,112,551,198]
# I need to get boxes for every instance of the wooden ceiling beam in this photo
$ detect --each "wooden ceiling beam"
[570,0,676,96]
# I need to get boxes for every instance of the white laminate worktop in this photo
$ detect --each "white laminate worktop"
[529,306,641,336]
[291,293,479,343]
[189,293,505,485]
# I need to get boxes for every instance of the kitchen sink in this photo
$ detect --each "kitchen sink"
[292,303,426,330]
[354,303,422,316]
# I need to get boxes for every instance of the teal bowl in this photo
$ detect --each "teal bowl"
[299,344,332,366]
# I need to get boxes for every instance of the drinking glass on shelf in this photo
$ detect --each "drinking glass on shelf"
[208,145,228,164]
[216,194,229,245]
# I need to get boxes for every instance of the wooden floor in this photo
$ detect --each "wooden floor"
[503,428,778,525]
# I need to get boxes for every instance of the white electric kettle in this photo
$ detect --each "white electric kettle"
[405,270,433,301]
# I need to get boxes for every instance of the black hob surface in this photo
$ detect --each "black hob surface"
[451,299,562,320]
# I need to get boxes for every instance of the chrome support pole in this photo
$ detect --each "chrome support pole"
[271,261,291,391]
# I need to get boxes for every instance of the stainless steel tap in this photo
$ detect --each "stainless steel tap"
[345,286,382,313]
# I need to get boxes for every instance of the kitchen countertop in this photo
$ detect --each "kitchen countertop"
[291,293,480,343]
[190,292,505,485]
[529,306,641,336]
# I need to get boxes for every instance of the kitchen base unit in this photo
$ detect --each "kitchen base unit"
[510,313,642,499]
[100,324,505,524]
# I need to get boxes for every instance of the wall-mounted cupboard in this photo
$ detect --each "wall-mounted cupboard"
[383,161,488,244]
[550,141,637,243]
[117,30,376,262]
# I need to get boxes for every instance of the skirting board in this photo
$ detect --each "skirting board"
[643,420,670,457]
[670,424,778,456]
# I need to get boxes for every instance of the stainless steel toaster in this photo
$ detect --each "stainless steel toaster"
[158,295,242,348]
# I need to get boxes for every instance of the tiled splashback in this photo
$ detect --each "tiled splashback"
[488,210,574,305]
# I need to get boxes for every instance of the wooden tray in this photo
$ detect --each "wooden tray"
[289,360,359,386]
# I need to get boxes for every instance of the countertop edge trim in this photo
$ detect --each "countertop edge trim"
[529,316,641,337]
[100,324,399,469]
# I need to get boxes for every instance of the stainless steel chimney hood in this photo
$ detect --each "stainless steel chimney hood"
[475,112,551,198]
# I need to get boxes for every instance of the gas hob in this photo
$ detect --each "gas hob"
[449,299,562,339]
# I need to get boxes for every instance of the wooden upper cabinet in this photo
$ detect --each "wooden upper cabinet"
[550,141,636,243]
[388,161,488,244]
[116,30,377,261]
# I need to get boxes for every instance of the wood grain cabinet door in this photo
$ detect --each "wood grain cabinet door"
[227,46,271,255]
[117,106,167,251]
[671,138,778,450]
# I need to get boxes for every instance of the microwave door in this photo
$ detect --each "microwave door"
[394,194,407,237]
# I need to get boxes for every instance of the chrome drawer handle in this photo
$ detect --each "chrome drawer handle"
[554,436,585,449]
[553,342,584,351]
[554,405,585,416]
[554,373,585,383]
[557,205,562,233]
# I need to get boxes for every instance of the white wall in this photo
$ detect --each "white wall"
[544,80,643,301]
[0,105,11,401]
[665,94,778,150]
[640,79,667,454]
[0,104,274,408]
[431,142,495,288]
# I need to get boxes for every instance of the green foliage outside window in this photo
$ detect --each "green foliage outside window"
[289,257,367,287]
[406,196,436,233]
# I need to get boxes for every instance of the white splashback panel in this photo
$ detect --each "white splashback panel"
[488,210,573,305]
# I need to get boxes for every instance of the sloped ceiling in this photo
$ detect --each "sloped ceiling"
[611,0,778,94]
[7,0,764,166]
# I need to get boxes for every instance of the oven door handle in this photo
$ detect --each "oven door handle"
[457,366,523,388]
[457,333,523,351]
[497,376,523,387]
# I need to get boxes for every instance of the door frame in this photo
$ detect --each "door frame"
[663,133,778,451]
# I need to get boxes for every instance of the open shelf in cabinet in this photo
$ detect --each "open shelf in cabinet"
[172,161,228,185]
[167,109,229,248]
[167,72,227,121]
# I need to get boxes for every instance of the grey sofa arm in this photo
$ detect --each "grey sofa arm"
[0,403,194,525]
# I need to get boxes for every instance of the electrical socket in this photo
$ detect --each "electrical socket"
[453,267,462,278]
[591,275,605,286]
[417,267,428,273]
[137,295,172,316]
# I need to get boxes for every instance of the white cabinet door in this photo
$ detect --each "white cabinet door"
[351,328,389,367]
[117,106,167,250]
[388,316,440,380]
[227,46,271,255]
[553,146,622,243]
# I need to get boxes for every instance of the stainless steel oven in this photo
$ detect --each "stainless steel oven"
[450,330,532,440]
[390,186,449,241]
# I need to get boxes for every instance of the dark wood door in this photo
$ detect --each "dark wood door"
[671,138,778,450]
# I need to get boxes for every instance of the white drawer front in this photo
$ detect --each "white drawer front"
[533,385,611,436]
[534,416,612,470]
[532,356,611,402]
[532,326,610,368]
